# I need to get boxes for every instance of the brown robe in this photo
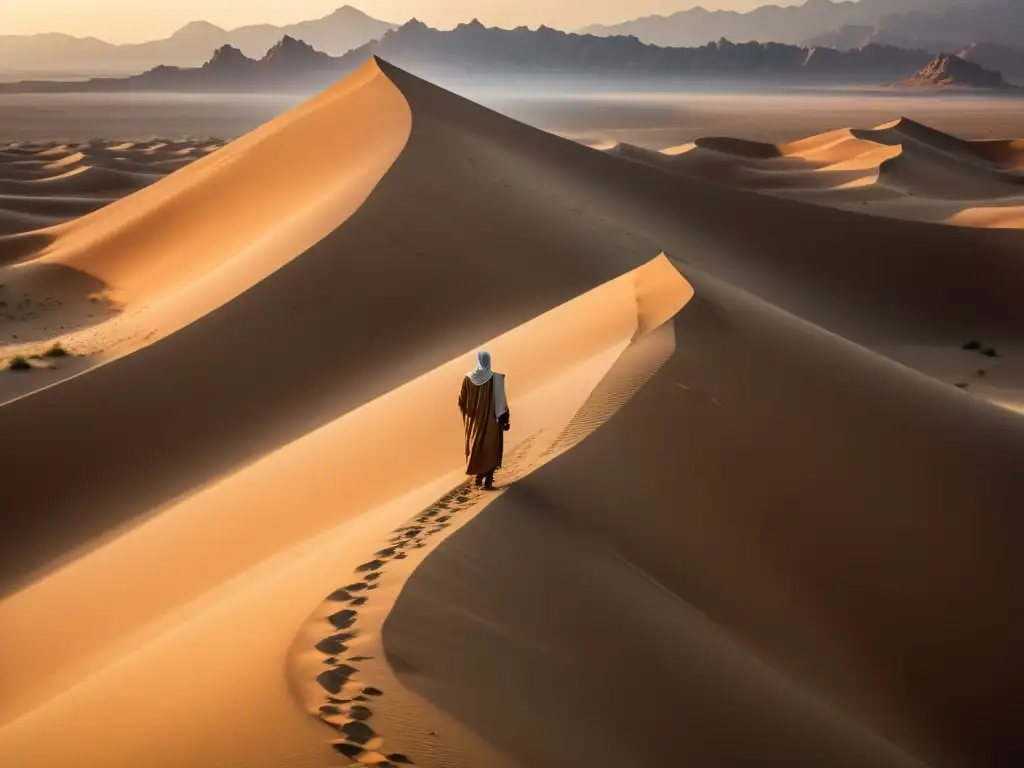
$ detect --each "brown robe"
[458,376,507,477]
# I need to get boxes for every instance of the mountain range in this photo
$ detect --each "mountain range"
[0,6,395,75]
[805,0,1024,52]
[0,21,952,95]
[1,0,1018,80]
[579,0,992,48]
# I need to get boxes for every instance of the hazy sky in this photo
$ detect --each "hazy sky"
[0,0,801,43]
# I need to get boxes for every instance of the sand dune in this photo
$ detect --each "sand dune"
[610,117,1024,228]
[0,139,220,216]
[1,58,1023,768]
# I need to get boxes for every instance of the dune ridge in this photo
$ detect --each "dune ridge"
[610,116,1024,228]
[0,57,1022,768]
[0,62,409,405]
[290,254,690,764]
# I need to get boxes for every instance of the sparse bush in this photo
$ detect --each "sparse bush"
[954,382,969,389]
[42,342,69,358]
[962,340,982,350]
[981,347,999,358]
[7,356,31,371]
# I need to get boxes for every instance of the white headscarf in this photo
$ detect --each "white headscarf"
[467,350,508,418]
[468,350,493,386]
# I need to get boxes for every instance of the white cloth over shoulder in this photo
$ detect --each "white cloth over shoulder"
[492,373,508,419]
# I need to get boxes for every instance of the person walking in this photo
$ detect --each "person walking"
[458,350,510,490]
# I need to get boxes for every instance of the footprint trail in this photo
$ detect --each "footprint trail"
[303,437,540,765]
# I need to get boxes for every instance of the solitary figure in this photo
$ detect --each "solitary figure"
[458,350,510,490]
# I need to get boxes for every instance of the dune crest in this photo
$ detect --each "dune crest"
[0,58,410,403]
[290,254,691,764]
[610,116,1024,228]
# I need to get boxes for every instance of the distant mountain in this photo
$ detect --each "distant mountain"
[338,20,935,81]
[805,0,1024,52]
[957,42,1024,78]
[0,21,942,94]
[0,6,396,74]
[579,0,987,49]
[261,35,334,68]
[897,52,1012,88]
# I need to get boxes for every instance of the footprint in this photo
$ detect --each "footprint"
[341,720,375,744]
[328,609,358,630]
[316,633,356,655]
[355,559,385,573]
[348,705,372,720]
[317,664,358,694]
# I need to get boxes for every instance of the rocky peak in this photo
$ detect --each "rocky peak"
[261,35,332,66]
[204,45,254,69]
[902,52,1008,87]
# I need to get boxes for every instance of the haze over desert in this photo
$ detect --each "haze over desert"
[1,3,1023,768]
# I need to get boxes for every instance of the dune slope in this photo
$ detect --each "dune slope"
[386,265,1024,768]
[0,58,1022,768]
[610,117,1024,228]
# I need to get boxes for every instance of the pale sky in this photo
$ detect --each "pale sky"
[0,0,800,43]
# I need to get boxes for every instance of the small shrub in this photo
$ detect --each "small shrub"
[42,342,69,358]
[981,346,999,358]
[7,356,31,371]
[975,369,987,378]
[954,382,969,389]
[961,340,983,351]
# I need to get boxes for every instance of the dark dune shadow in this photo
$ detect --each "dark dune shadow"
[382,266,1024,767]
[382,487,924,768]
[0,228,56,266]
[0,193,111,218]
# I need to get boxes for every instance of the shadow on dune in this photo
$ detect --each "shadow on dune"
[383,266,1024,768]
[1,59,1024,593]
[0,65,659,592]
[0,261,119,344]
[0,229,56,266]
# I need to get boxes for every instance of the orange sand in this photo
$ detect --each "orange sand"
[1,59,1022,768]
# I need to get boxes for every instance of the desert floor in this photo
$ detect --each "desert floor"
[1,63,1022,768]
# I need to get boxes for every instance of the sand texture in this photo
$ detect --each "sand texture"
[1,58,1022,768]
[610,118,1024,227]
